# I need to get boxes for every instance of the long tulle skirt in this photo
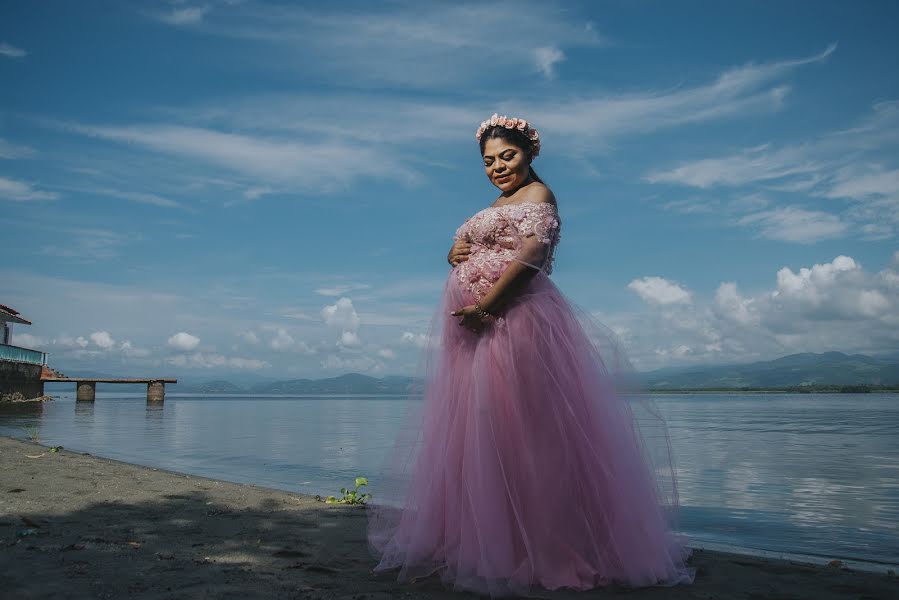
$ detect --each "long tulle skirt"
[367,270,695,596]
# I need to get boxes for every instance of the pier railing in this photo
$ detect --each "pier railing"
[0,343,46,366]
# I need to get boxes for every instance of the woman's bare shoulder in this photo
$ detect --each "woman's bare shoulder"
[520,182,556,205]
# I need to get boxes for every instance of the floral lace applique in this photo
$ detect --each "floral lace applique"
[453,202,561,301]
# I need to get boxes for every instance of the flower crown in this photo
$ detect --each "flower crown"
[475,113,541,158]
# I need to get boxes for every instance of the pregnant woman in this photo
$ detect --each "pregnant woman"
[367,114,695,596]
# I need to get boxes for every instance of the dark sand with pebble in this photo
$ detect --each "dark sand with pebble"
[1,436,895,599]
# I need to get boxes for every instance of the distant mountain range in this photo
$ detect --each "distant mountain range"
[639,352,899,390]
[46,352,898,395]
[171,373,419,395]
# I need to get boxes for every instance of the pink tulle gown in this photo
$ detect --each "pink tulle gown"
[367,201,695,596]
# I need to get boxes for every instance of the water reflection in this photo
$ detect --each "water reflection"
[0,392,896,566]
[74,401,94,418]
[0,400,44,418]
[658,393,899,563]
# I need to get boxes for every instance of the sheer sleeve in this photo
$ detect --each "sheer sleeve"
[507,202,561,273]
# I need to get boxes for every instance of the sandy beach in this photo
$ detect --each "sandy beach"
[0,436,895,599]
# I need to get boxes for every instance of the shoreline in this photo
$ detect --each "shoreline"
[1,436,896,599]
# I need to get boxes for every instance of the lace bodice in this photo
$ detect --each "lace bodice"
[452,202,561,301]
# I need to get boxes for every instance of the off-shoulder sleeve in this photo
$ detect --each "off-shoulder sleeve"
[512,202,560,245]
[507,203,561,272]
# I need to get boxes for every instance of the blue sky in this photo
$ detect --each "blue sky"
[2,1,898,379]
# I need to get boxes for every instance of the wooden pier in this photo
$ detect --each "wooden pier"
[41,377,177,403]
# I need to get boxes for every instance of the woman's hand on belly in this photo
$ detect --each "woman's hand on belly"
[447,239,472,267]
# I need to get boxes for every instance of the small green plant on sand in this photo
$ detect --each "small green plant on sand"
[22,425,40,443]
[316,477,372,505]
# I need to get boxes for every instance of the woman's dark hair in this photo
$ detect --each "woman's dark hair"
[478,125,544,184]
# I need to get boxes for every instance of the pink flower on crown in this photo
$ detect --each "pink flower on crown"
[475,113,541,158]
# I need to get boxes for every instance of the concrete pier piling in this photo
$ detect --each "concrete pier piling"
[43,377,176,403]
[76,381,96,402]
[147,381,165,403]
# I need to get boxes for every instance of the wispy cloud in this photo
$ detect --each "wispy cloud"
[737,206,848,244]
[0,138,36,159]
[0,176,59,201]
[644,98,899,240]
[156,5,210,26]
[169,45,836,150]
[39,227,132,261]
[55,184,185,209]
[57,121,418,190]
[314,283,371,297]
[517,44,836,146]
[535,46,565,79]
[645,143,823,188]
[0,42,27,58]
[26,41,840,208]
[147,1,603,88]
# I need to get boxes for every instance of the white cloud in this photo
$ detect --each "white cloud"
[322,297,363,347]
[242,186,273,200]
[824,168,899,199]
[54,335,90,349]
[737,206,848,243]
[535,46,565,79]
[377,348,396,359]
[322,297,360,331]
[713,283,758,326]
[161,2,603,88]
[90,331,116,349]
[11,332,46,349]
[315,283,370,297]
[168,331,200,351]
[156,6,210,26]
[59,121,416,191]
[400,331,429,348]
[120,340,150,358]
[338,330,361,348]
[0,42,26,58]
[320,354,383,373]
[71,186,183,209]
[0,138,36,159]
[167,352,269,370]
[39,227,130,261]
[643,100,899,240]
[612,253,899,369]
[644,143,822,189]
[522,44,835,146]
[269,328,294,351]
[628,276,692,305]
[237,330,259,344]
[279,307,316,321]
[0,176,59,201]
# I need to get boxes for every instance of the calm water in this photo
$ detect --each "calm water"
[2,392,897,567]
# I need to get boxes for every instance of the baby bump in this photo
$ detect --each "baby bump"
[453,249,513,301]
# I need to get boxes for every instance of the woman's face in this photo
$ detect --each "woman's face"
[482,137,530,193]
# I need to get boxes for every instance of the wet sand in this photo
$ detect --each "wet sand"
[1,436,895,599]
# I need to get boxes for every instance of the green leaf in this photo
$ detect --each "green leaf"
[355,477,368,488]
[325,496,337,504]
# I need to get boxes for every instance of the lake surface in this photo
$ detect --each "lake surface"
[2,392,897,568]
